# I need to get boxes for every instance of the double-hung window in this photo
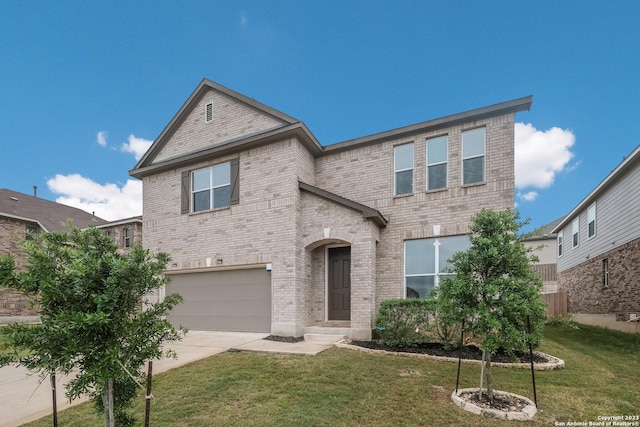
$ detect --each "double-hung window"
[462,128,485,185]
[572,217,579,248]
[123,227,132,248]
[427,136,448,190]
[181,159,239,214]
[394,143,414,195]
[587,203,596,239]
[192,162,231,211]
[404,235,470,298]
[557,231,563,257]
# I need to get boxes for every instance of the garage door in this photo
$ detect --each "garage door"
[166,268,271,332]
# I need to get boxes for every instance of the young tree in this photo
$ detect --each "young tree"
[434,209,546,402]
[0,225,184,426]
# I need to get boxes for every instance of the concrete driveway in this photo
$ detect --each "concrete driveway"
[0,331,269,427]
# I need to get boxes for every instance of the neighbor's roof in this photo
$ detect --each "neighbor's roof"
[0,188,107,232]
[551,144,640,233]
[522,216,565,241]
[130,78,532,179]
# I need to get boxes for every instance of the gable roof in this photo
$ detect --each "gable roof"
[0,188,107,232]
[552,144,640,233]
[132,79,304,174]
[130,78,532,179]
[522,216,565,241]
[298,181,388,228]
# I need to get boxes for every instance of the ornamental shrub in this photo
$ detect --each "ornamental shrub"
[374,298,435,346]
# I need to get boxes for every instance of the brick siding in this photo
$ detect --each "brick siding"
[143,98,517,337]
[0,216,39,315]
[558,236,640,319]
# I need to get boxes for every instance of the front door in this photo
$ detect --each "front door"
[328,246,351,321]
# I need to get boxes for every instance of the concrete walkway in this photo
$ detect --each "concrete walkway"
[0,331,337,427]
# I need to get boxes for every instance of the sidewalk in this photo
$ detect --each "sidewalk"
[0,331,336,427]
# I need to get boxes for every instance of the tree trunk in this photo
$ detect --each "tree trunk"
[485,353,494,402]
[102,379,115,427]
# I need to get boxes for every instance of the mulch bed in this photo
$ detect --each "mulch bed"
[458,391,531,412]
[350,341,549,364]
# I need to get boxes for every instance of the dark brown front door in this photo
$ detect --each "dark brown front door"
[328,246,351,321]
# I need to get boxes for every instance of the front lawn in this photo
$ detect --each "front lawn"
[25,324,640,426]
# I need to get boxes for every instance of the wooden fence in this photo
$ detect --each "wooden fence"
[542,291,568,317]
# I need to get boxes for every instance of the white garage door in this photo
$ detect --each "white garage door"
[166,268,271,332]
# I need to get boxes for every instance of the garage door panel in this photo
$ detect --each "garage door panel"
[166,269,271,332]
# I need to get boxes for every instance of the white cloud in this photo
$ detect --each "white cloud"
[517,191,539,202]
[121,134,152,161]
[239,11,247,26]
[97,131,108,147]
[47,174,142,221]
[515,123,575,190]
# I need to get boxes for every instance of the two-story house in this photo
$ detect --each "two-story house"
[552,145,640,333]
[0,188,107,319]
[130,79,531,340]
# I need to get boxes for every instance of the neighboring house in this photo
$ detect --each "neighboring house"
[0,188,107,317]
[96,216,143,253]
[552,145,640,333]
[521,217,564,294]
[130,79,531,340]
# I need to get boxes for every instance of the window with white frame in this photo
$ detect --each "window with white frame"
[123,227,132,248]
[462,128,486,185]
[557,231,563,257]
[394,143,414,195]
[404,235,470,298]
[192,162,231,211]
[427,136,448,190]
[572,217,579,248]
[602,258,609,288]
[587,203,596,238]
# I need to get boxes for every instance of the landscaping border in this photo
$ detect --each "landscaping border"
[335,341,565,370]
[451,388,537,420]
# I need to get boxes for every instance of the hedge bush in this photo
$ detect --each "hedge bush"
[374,298,436,346]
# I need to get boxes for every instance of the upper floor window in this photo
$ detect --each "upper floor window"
[394,143,414,195]
[462,128,486,185]
[404,235,470,298]
[427,136,448,190]
[182,159,239,214]
[557,231,563,257]
[193,162,231,211]
[587,203,596,239]
[572,217,579,248]
[123,227,132,248]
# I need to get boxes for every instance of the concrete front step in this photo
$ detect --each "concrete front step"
[303,333,345,343]
[303,326,351,337]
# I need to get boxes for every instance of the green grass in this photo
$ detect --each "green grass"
[23,324,640,426]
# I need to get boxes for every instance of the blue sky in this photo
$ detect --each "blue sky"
[1,1,639,232]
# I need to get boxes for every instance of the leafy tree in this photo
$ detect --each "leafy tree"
[0,225,185,426]
[433,209,546,401]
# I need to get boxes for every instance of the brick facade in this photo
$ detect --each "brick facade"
[0,216,40,316]
[558,236,640,318]
[133,80,529,339]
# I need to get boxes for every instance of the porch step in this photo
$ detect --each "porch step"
[303,333,345,343]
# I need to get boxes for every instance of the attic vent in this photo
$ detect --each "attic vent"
[205,102,213,123]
